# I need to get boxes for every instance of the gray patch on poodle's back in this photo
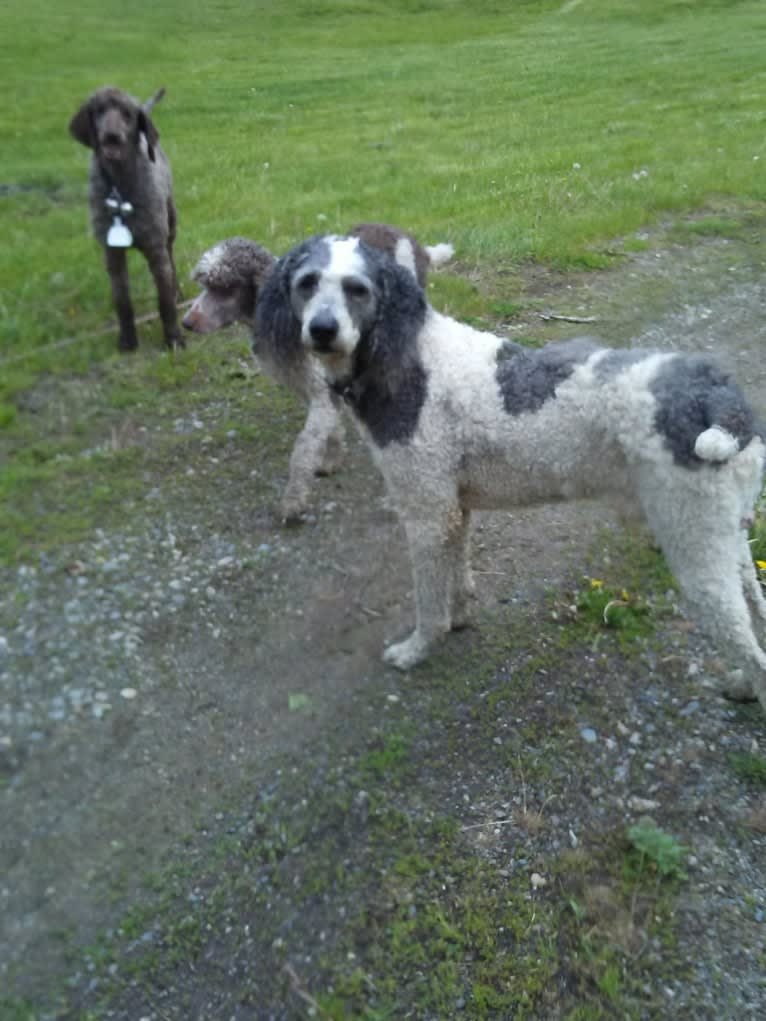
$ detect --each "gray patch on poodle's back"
[495,337,599,416]
[593,348,652,379]
[650,354,760,465]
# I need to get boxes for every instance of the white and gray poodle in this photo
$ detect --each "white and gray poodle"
[256,234,766,714]
[183,225,453,521]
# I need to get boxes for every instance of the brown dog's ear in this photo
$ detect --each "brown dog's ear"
[137,109,159,162]
[69,99,95,148]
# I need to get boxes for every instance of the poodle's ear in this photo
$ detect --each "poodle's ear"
[69,98,95,148]
[254,249,305,366]
[251,247,277,294]
[137,109,159,162]
[247,247,278,313]
[359,251,428,394]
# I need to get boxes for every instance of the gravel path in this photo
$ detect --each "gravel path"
[2,225,766,1018]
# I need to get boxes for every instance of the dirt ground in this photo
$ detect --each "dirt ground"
[2,220,766,1019]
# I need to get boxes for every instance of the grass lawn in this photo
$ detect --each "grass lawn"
[2,0,766,378]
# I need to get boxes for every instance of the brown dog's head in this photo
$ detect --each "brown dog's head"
[69,86,159,163]
[183,238,277,334]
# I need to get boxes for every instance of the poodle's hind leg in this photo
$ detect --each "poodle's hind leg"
[639,469,766,708]
[668,543,766,707]
[446,507,475,629]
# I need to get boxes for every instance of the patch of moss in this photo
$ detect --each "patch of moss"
[675,217,744,239]
[729,750,766,787]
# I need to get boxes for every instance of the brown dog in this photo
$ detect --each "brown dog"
[69,86,182,351]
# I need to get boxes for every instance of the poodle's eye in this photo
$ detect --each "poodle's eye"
[343,278,370,301]
[296,272,318,295]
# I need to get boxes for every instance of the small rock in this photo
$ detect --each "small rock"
[531,872,547,890]
[628,796,659,812]
[119,688,137,700]
[580,726,597,744]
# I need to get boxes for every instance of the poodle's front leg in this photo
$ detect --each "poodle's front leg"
[316,417,346,476]
[281,394,342,522]
[384,517,454,670]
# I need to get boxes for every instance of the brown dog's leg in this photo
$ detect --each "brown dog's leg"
[146,246,184,350]
[105,246,138,352]
[166,196,182,301]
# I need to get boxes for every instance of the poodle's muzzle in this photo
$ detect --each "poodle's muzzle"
[307,309,342,352]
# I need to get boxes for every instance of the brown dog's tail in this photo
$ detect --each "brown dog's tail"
[143,87,166,114]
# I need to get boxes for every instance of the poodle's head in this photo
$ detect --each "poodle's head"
[183,238,276,334]
[256,234,427,385]
[69,86,159,163]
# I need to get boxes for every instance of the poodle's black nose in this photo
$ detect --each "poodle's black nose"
[309,311,339,351]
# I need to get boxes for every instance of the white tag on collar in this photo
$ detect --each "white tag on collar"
[107,216,133,248]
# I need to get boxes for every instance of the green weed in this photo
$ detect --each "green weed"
[573,577,655,646]
[626,821,688,881]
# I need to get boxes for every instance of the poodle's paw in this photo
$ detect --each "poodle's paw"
[383,632,430,670]
[450,601,475,631]
[721,669,757,703]
[316,442,345,477]
[280,488,310,525]
[451,580,477,629]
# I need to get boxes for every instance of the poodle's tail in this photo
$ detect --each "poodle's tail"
[424,242,455,269]
[143,87,166,114]
[694,425,741,463]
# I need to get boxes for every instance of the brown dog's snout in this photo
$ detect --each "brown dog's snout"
[182,307,199,331]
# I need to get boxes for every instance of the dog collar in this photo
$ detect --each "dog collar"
[103,185,134,248]
[104,185,133,216]
[331,376,361,405]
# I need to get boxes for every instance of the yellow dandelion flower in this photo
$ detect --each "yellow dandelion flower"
[590,578,604,589]
[756,560,766,571]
